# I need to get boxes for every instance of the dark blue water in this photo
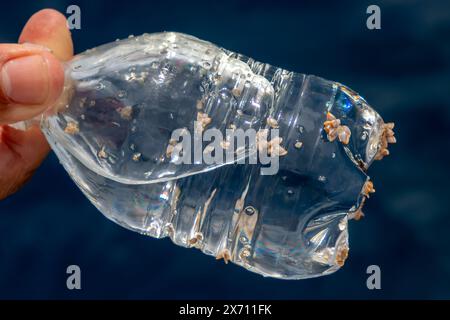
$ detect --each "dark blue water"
[0,0,449,299]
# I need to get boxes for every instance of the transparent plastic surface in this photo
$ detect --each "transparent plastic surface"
[41,32,389,279]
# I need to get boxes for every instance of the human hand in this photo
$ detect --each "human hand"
[0,9,73,199]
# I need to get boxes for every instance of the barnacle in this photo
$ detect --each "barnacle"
[266,117,279,129]
[63,121,79,135]
[216,249,232,264]
[267,136,288,157]
[117,105,133,120]
[375,122,396,160]
[97,146,107,159]
[196,111,212,132]
[363,180,376,198]
[294,141,303,149]
[324,112,351,144]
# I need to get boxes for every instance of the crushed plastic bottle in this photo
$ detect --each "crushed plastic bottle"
[38,32,395,279]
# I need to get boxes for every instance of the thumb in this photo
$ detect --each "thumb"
[0,45,64,124]
[19,8,73,62]
[0,9,73,125]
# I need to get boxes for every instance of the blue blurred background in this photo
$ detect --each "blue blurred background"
[0,0,449,299]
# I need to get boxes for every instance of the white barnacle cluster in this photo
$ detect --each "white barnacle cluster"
[196,111,212,133]
[335,246,349,267]
[97,146,108,159]
[117,105,133,120]
[362,180,376,198]
[125,71,149,84]
[266,116,279,129]
[166,138,179,158]
[132,152,142,162]
[323,112,351,145]
[220,139,231,150]
[64,121,79,135]
[188,232,204,247]
[196,99,204,110]
[231,87,242,98]
[374,122,396,160]
[268,136,288,157]
[216,248,232,264]
[165,127,188,161]
[256,129,288,157]
[294,141,303,149]
[348,179,376,221]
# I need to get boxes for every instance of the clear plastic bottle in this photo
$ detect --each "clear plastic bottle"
[39,32,394,279]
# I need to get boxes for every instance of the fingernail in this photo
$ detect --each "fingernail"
[0,55,49,104]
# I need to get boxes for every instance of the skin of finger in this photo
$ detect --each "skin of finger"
[0,125,49,199]
[1,125,50,166]
[0,43,53,104]
[0,9,73,200]
[0,48,65,124]
[0,128,29,199]
[19,9,74,61]
[0,8,73,120]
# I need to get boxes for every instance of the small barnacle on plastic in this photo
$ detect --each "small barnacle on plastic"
[324,112,340,131]
[188,232,204,246]
[337,125,351,145]
[97,146,108,159]
[117,105,133,120]
[256,129,269,153]
[196,111,212,132]
[213,73,222,84]
[348,195,368,221]
[323,112,351,144]
[166,145,174,158]
[375,122,396,161]
[196,99,204,110]
[352,209,365,221]
[349,196,366,221]
[294,141,303,149]
[255,130,288,156]
[164,223,175,238]
[266,116,279,129]
[216,248,232,264]
[64,121,79,135]
[363,180,376,198]
[335,246,349,267]
[350,180,375,221]
[239,248,251,262]
[132,152,142,162]
[165,137,180,158]
[128,71,148,83]
[232,87,242,98]
[268,136,288,157]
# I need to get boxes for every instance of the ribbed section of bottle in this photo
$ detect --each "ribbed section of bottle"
[42,32,386,279]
